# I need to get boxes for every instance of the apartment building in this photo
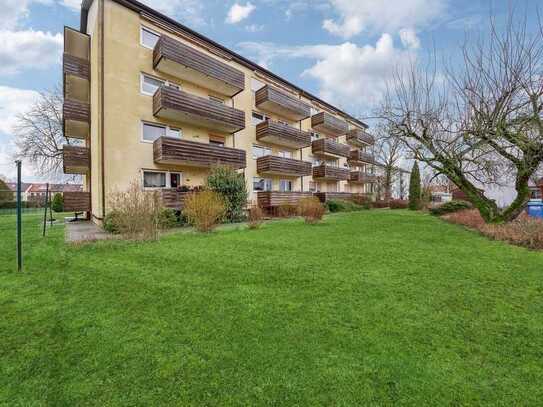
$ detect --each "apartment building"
[62,0,377,221]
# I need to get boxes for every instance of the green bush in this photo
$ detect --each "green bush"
[206,166,248,222]
[158,208,179,229]
[326,199,366,213]
[430,200,472,216]
[103,210,121,234]
[409,161,421,210]
[51,193,64,212]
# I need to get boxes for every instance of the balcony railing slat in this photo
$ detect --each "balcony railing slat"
[257,191,313,207]
[257,155,312,177]
[63,98,90,123]
[154,136,246,169]
[349,149,375,165]
[312,164,350,181]
[63,145,90,174]
[311,138,350,158]
[314,192,354,202]
[255,85,311,121]
[311,112,348,136]
[349,172,379,184]
[64,191,91,212]
[256,120,311,148]
[63,53,90,80]
[347,128,374,146]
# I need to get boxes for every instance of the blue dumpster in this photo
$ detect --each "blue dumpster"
[527,200,543,219]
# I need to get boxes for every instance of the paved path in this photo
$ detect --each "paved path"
[65,220,114,243]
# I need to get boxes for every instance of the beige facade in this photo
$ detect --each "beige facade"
[63,0,376,221]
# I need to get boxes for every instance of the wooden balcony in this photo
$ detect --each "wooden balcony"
[311,138,350,159]
[311,112,348,136]
[161,189,193,210]
[63,98,90,140]
[257,191,313,208]
[347,128,374,147]
[63,192,91,212]
[255,85,311,121]
[312,164,350,181]
[257,155,312,177]
[256,120,311,149]
[153,86,245,134]
[153,136,246,169]
[349,172,379,184]
[63,27,90,103]
[314,192,353,203]
[153,35,244,97]
[349,149,375,165]
[63,145,90,174]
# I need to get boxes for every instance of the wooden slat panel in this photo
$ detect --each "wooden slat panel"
[63,145,90,174]
[153,35,244,97]
[349,172,379,184]
[255,85,311,121]
[257,191,313,207]
[256,120,311,148]
[256,155,312,176]
[63,98,90,123]
[64,191,91,212]
[161,189,193,210]
[153,86,245,134]
[63,53,90,80]
[314,192,354,202]
[312,164,350,181]
[311,112,348,136]
[347,128,374,146]
[311,138,350,158]
[349,149,375,165]
[153,136,246,169]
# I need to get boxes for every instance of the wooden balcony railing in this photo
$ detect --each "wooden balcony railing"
[314,192,353,203]
[256,120,311,149]
[153,136,246,169]
[347,128,374,146]
[257,191,313,208]
[311,138,350,159]
[63,27,90,104]
[153,86,245,134]
[312,164,350,181]
[349,172,379,184]
[63,53,90,81]
[63,98,90,140]
[257,155,312,177]
[153,35,245,97]
[255,85,311,121]
[349,149,375,165]
[160,189,193,210]
[63,191,91,212]
[63,145,90,174]
[311,112,348,136]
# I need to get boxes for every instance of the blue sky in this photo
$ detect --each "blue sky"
[0,0,536,180]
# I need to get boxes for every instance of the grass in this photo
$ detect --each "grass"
[1,210,543,405]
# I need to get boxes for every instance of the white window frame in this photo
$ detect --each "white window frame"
[278,150,292,159]
[253,177,272,192]
[252,144,272,160]
[310,132,320,142]
[140,26,161,50]
[141,121,182,144]
[251,111,269,126]
[142,170,183,190]
[279,179,293,192]
[140,73,180,96]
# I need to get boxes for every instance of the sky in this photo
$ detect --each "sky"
[0,0,536,182]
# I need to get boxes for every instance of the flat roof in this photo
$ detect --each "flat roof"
[80,0,369,130]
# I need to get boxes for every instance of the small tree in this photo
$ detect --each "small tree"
[206,166,248,222]
[0,179,14,202]
[409,161,421,210]
[51,193,64,212]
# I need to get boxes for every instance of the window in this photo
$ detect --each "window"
[140,73,179,96]
[253,177,272,192]
[209,139,225,147]
[279,180,293,192]
[328,159,339,168]
[278,151,292,159]
[141,27,160,49]
[311,132,320,142]
[309,181,316,192]
[143,171,166,188]
[142,122,181,142]
[252,145,272,159]
[328,183,338,192]
[310,107,319,116]
[251,111,269,126]
[209,95,225,105]
[170,173,181,189]
[312,157,323,167]
[251,78,265,92]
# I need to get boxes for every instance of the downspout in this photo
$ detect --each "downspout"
[100,0,106,219]
[299,120,303,192]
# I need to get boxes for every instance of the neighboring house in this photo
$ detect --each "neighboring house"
[62,0,378,222]
[6,183,83,202]
[529,178,543,200]
[6,183,33,201]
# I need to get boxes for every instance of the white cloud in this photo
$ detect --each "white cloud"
[138,0,206,26]
[0,86,40,135]
[226,2,256,24]
[238,34,416,111]
[399,28,420,49]
[0,30,63,75]
[1,0,54,30]
[59,0,81,11]
[322,0,447,38]
[245,24,263,32]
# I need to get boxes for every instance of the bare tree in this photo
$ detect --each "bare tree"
[373,124,404,202]
[379,9,543,223]
[14,86,80,180]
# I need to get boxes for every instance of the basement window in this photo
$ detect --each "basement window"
[140,26,160,49]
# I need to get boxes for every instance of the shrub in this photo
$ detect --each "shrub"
[408,161,421,210]
[107,181,163,240]
[442,209,486,229]
[206,166,248,222]
[373,200,390,209]
[247,205,264,230]
[158,208,179,229]
[51,193,64,212]
[352,194,373,209]
[277,204,298,218]
[430,200,472,216]
[183,191,226,232]
[389,199,409,209]
[103,210,122,234]
[298,197,325,224]
[326,199,365,213]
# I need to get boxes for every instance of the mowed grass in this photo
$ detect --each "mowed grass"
[1,211,543,405]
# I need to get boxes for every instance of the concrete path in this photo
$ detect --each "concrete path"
[65,220,114,243]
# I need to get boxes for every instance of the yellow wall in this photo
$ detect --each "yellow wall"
[87,0,373,219]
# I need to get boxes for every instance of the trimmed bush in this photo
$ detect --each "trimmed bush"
[298,197,325,224]
[409,161,421,210]
[326,199,366,213]
[206,166,248,222]
[183,191,226,232]
[247,205,264,230]
[51,193,64,212]
[430,200,472,216]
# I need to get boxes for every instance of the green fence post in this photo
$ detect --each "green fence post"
[15,160,22,272]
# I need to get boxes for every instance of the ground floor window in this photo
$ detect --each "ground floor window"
[253,177,272,192]
[279,180,293,192]
[143,170,182,189]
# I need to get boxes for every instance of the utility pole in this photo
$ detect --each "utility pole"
[15,160,22,272]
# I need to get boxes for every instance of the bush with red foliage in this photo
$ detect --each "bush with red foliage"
[389,200,409,209]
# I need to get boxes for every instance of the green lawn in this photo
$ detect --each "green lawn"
[1,211,543,405]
